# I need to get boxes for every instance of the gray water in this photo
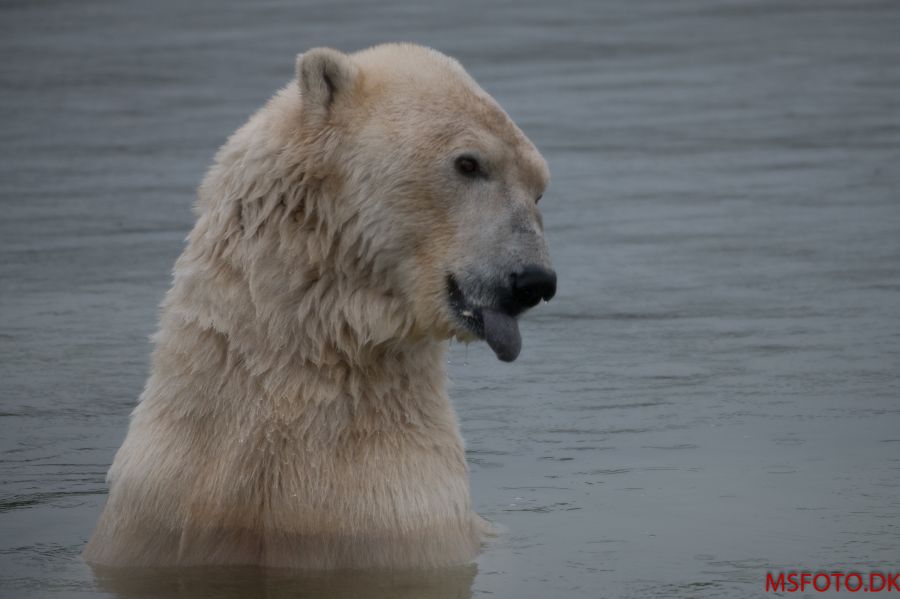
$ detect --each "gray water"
[2,1,899,598]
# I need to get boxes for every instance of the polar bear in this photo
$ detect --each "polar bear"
[84,43,556,570]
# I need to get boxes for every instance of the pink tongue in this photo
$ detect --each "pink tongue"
[482,308,522,362]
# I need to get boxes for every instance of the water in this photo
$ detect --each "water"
[1,1,899,597]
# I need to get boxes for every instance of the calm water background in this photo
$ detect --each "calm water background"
[1,1,899,597]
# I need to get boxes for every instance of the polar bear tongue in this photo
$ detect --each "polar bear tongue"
[481,308,522,362]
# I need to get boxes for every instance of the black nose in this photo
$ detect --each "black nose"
[510,265,557,311]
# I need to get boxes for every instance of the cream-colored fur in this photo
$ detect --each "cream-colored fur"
[84,43,550,569]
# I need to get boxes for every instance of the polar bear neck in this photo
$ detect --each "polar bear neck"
[155,229,452,439]
[151,95,454,437]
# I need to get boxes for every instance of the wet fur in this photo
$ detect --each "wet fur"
[85,43,546,569]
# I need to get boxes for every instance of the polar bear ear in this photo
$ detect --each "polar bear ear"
[296,48,359,122]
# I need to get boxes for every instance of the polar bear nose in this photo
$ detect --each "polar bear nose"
[509,265,557,311]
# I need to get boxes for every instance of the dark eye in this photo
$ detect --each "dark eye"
[454,155,482,178]
[535,194,543,204]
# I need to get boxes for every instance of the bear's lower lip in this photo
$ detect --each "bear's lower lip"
[446,274,484,335]
[446,274,521,362]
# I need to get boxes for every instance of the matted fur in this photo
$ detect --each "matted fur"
[84,43,550,569]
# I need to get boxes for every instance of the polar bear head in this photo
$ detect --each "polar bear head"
[294,44,556,362]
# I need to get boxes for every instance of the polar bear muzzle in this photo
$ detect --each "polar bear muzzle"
[446,265,556,362]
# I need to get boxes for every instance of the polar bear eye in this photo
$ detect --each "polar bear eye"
[454,155,482,178]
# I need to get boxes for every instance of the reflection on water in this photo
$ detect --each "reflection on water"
[91,564,476,599]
